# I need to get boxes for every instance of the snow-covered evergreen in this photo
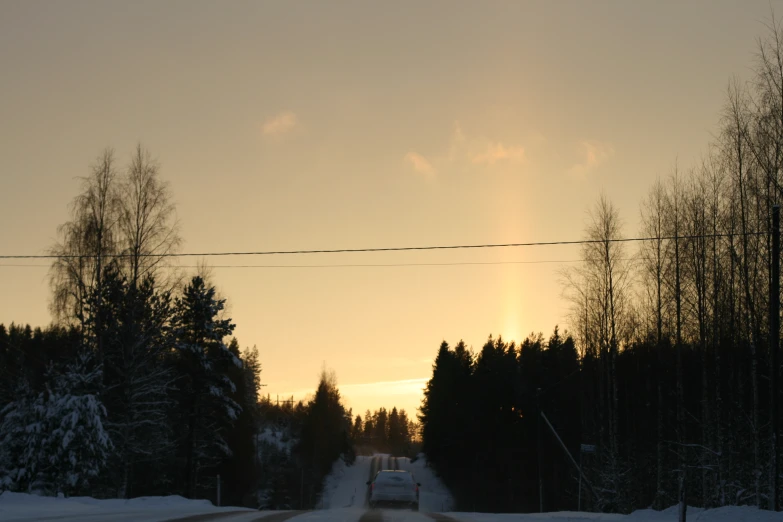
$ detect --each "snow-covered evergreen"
[0,380,41,492]
[0,350,111,496]
[90,266,176,498]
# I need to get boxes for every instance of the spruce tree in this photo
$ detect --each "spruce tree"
[38,349,112,496]
[219,339,261,507]
[172,276,240,498]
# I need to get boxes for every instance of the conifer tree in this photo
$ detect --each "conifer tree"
[171,276,241,498]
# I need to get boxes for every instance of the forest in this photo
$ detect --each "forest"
[418,15,783,515]
[0,144,419,508]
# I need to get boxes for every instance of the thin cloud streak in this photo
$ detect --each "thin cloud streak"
[274,377,428,403]
[405,152,437,177]
[472,142,526,165]
[568,139,614,177]
[340,377,428,394]
[263,111,298,136]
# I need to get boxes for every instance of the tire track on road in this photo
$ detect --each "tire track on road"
[425,514,459,522]
[358,509,384,522]
[250,510,308,522]
[164,509,308,522]
[366,455,381,507]
[163,510,256,521]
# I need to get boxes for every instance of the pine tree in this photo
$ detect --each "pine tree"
[219,339,261,507]
[172,276,241,499]
[398,410,411,456]
[353,415,363,442]
[420,340,474,507]
[388,408,402,456]
[296,369,351,507]
[84,263,175,498]
[374,408,389,451]
[363,410,374,445]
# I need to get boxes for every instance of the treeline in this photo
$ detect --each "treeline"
[351,407,419,457]
[421,16,783,514]
[0,296,262,506]
[0,145,354,509]
[419,329,580,513]
[252,372,355,509]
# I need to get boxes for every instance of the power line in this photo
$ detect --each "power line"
[0,231,766,261]
[0,259,585,269]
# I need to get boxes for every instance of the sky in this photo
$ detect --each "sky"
[0,0,778,416]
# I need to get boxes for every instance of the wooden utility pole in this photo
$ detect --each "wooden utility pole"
[537,388,543,513]
[771,205,780,511]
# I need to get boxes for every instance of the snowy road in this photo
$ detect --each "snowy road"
[5,454,783,521]
[319,455,453,512]
[160,509,461,522]
[0,454,453,522]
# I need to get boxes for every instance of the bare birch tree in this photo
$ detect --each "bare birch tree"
[49,148,121,331]
[118,144,181,290]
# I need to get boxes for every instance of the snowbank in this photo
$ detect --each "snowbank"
[398,454,455,512]
[320,455,376,509]
[626,504,781,521]
[0,491,253,521]
[446,505,782,522]
[448,514,623,522]
[4,488,781,522]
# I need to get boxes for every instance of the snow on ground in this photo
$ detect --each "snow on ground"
[2,488,781,522]
[319,453,453,511]
[0,491,255,522]
[381,508,443,522]
[316,452,783,521]
[625,505,783,521]
[448,513,624,522]
[281,507,368,522]
[397,454,455,513]
[4,454,782,522]
[447,505,783,521]
[319,455,376,509]
[259,427,296,455]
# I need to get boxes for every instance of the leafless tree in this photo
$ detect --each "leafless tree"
[49,149,121,329]
[563,194,632,510]
[723,77,765,506]
[639,177,671,507]
[118,144,181,290]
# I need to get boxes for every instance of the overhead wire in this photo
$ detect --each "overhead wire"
[0,231,767,261]
[0,260,586,269]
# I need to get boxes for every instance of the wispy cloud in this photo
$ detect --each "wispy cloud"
[472,142,526,165]
[263,111,298,136]
[340,378,429,396]
[448,121,467,161]
[405,151,437,177]
[568,140,614,177]
[405,120,539,178]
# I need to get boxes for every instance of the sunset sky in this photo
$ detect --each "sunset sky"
[0,0,777,416]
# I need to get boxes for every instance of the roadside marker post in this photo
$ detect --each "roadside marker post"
[578,444,595,511]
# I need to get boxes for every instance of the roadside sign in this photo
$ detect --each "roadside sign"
[580,444,596,453]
